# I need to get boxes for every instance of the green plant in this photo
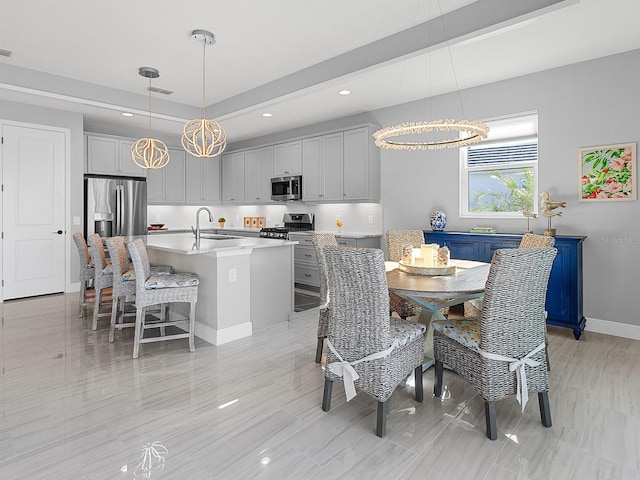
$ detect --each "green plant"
[218,217,226,222]
[470,168,534,213]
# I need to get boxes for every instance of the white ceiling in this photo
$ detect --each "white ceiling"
[1,0,640,144]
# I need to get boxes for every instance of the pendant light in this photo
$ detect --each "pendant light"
[182,29,227,158]
[373,1,488,151]
[131,67,170,169]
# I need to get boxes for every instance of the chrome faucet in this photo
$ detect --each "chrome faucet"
[192,207,214,240]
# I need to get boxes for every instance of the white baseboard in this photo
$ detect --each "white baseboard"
[195,321,252,346]
[585,317,640,341]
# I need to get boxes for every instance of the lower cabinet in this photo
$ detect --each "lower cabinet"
[423,231,587,339]
[289,233,381,289]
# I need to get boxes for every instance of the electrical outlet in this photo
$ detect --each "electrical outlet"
[229,268,237,283]
[73,216,81,226]
[154,215,161,222]
[368,215,374,225]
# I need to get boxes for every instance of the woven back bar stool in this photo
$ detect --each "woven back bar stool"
[320,246,426,437]
[87,233,113,331]
[105,237,174,343]
[126,239,199,359]
[310,233,338,363]
[433,247,557,440]
[73,232,95,317]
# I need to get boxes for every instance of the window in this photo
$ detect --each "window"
[460,113,538,218]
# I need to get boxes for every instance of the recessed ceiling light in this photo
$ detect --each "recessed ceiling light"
[338,89,351,96]
[262,113,273,117]
[121,112,134,117]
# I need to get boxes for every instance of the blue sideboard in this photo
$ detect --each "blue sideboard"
[423,231,587,339]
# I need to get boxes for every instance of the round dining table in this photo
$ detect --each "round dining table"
[385,259,490,367]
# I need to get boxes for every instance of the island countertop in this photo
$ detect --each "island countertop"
[130,233,297,255]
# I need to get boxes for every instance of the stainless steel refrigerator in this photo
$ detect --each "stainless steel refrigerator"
[84,175,147,237]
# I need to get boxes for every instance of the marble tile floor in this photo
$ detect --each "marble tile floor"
[1,293,639,479]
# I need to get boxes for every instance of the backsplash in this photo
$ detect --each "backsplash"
[148,202,383,233]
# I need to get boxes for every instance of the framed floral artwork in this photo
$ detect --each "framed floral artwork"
[579,142,636,201]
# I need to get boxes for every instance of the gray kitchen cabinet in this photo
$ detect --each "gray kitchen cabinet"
[86,134,146,177]
[274,140,302,176]
[244,146,273,203]
[343,126,380,201]
[186,154,221,204]
[302,132,343,201]
[147,148,186,204]
[289,232,381,289]
[222,151,245,203]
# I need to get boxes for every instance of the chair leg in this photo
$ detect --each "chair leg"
[108,296,119,343]
[538,392,552,428]
[315,337,324,364]
[484,401,497,440]
[321,378,333,412]
[159,302,167,337]
[434,359,444,397]
[188,302,196,352]
[376,400,389,437]
[78,281,86,317]
[92,286,101,330]
[132,307,143,359]
[414,365,423,402]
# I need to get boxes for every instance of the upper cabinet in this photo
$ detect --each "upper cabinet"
[274,140,302,176]
[343,126,380,202]
[86,134,147,177]
[222,151,245,204]
[186,154,221,205]
[244,146,274,203]
[302,132,343,202]
[218,123,380,205]
[147,148,186,204]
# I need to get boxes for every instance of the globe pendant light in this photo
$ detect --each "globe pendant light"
[182,29,227,158]
[131,67,170,169]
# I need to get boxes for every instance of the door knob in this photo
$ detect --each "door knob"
[52,230,63,235]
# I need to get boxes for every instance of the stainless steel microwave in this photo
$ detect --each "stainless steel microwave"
[271,175,302,201]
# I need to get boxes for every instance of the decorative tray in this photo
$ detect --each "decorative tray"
[398,261,456,276]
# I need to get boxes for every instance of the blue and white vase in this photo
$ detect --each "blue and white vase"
[430,211,447,231]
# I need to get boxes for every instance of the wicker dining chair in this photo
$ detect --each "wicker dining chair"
[311,233,338,364]
[73,232,95,318]
[127,239,199,359]
[433,247,557,440]
[105,237,174,343]
[386,230,424,319]
[464,233,556,369]
[386,229,450,318]
[321,246,426,437]
[87,233,114,331]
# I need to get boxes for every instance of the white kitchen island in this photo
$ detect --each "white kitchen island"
[135,234,296,346]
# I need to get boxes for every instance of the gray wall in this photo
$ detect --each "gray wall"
[232,49,640,329]
[0,99,84,290]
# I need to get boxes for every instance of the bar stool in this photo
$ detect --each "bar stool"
[73,232,95,317]
[105,237,173,343]
[87,233,113,331]
[127,239,199,359]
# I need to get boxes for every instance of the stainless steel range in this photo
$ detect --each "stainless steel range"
[260,213,314,239]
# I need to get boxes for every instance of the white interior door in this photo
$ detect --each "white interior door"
[2,124,66,300]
